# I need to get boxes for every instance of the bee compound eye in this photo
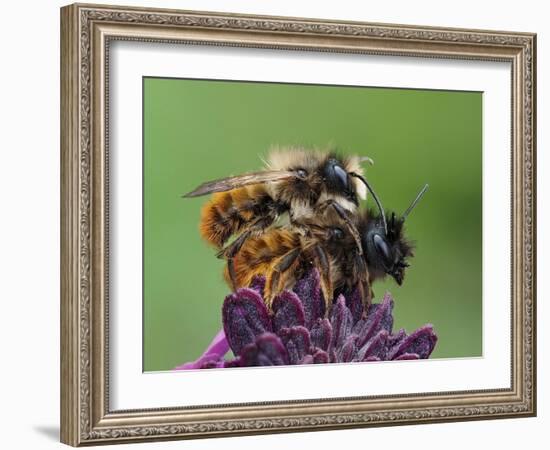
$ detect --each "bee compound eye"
[331,227,344,240]
[372,233,392,268]
[296,168,308,179]
[332,164,349,190]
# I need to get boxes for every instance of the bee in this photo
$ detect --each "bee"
[222,209,358,308]
[352,183,428,292]
[225,184,428,311]
[184,147,375,287]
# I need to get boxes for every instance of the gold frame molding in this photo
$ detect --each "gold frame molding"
[60,2,536,446]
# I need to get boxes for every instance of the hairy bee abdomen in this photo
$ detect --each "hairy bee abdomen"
[223,228,301,292]
[199,185,274,248]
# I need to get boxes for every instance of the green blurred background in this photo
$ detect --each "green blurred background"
[143,77,482,372]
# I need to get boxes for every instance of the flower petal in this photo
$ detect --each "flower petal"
[337,335,358,363]
[278,326,311,364]
[293,269,326,327]
[394,353,420,361]
[390,324,438,359]
[352,317,366,335]
[174,353,223,370]
[358,330,389,361]
[198,358,226,369]
[388,328,407,349]
[345,285,365,325]
[330,295,353,348]
[174,329,229,370]
[223,288,272,355]
[240,333,289,366]
[357,293,394,348]
[249,275,266,296]
[312,348,330,364]
[203,328,230,358]
[310,318,332,351]
[272,291,305,333]
[330,295,353,349]
[223,358,243,368]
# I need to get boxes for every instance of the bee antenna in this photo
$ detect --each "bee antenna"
[402,184,429,221]
[349,172,387,234]
[359,156,375,166]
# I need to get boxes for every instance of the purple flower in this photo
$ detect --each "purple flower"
[176,269,437,369]
[174,328,230,369]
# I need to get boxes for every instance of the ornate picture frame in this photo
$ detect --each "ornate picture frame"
[60,2,536,446]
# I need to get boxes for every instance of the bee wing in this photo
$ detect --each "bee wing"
[183,170,297,197]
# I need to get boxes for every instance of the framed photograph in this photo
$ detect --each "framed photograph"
[60,3,536,446]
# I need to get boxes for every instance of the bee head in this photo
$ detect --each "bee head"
[321,157,359,205]
[266,148,372,209]
[362,212,412,285]
[358,184,428,286]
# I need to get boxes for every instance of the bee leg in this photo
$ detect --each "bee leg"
[217,229,251,260]
[356,280,372,313]
[356,281,366,308]
[219,230,252,292]
[226,258,238,292]
[352,251,372,310]
[218,216,277,290]
[367,274,375,306]
[322,200,364,256]
[265,247,301,309]
[311,244,333,313]
[217,215,276,260]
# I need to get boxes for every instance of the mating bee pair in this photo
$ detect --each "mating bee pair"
[184,147,427,311]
